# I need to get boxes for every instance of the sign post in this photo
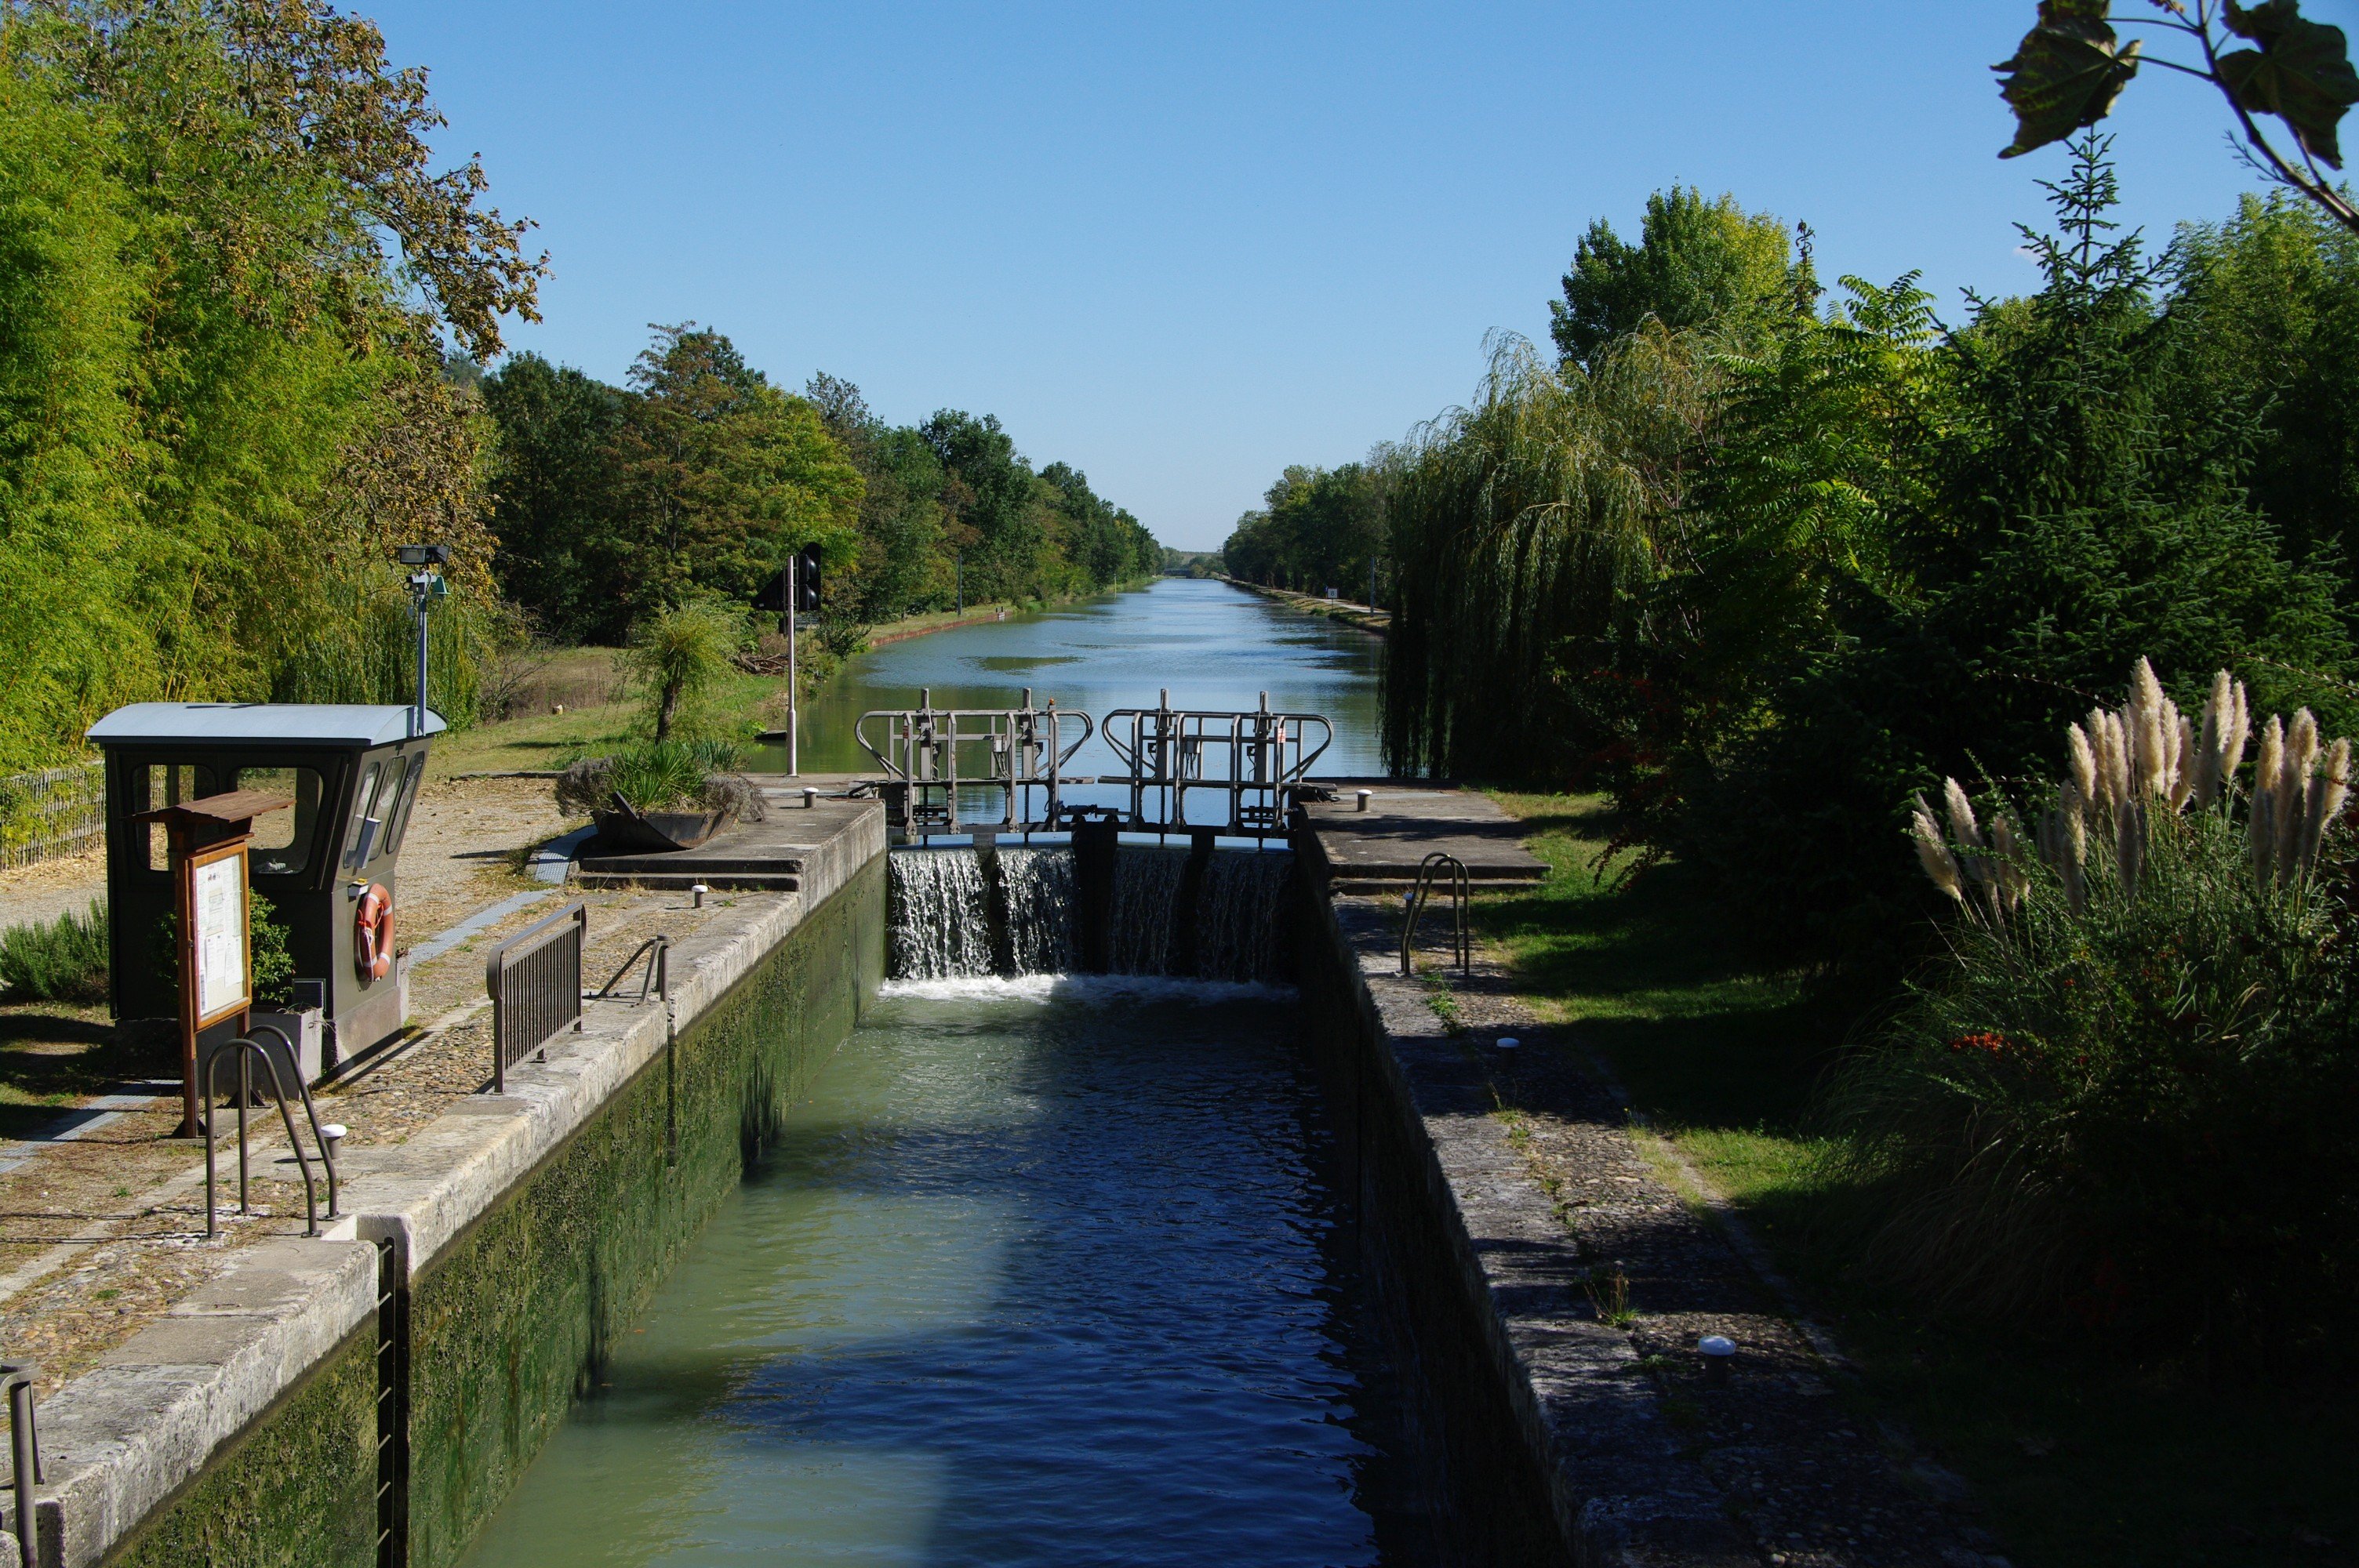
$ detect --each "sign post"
[132,791,291,1135]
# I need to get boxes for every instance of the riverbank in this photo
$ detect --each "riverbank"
[1218,575,1391,635]
[1480,792,2357,1568]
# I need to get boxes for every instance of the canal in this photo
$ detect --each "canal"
[751,575,1386,778]
[460,580,1442,1566]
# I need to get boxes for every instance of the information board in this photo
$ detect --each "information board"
[191,851,249,1021]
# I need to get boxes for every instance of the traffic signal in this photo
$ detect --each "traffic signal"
[796,543,822,612]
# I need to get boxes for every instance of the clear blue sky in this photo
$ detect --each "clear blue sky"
[366,1,2345,552]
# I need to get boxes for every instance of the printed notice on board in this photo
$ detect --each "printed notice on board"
[193,856,247,1018]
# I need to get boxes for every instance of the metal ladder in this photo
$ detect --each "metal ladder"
[1401,851,1471,976]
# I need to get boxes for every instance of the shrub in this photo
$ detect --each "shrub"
[1828,661,2359,1360]
[556,738,758,818]
[0,901,110,1004]
[625,601,741,742]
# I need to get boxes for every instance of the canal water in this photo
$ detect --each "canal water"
[750,575,1386,778]
[460,582,1434,1566]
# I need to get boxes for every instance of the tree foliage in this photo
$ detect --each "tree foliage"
[1549,186,1806,371]
[1994,1,2359,235]
[481,351,1158,648]
[0,0,540,767]
[1220,461,1390,600]
[1370,150,2359,978]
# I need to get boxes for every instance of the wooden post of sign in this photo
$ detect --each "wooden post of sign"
[132,792,293,1137]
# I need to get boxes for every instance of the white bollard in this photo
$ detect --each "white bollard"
[803,786,819,809]
[691,883,708,909]
[1355,789,1372,812]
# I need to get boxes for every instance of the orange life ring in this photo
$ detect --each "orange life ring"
[355,883,394,982]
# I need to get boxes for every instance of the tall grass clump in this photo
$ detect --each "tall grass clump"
[1831,659,2359,1361]
[556,737,758,818]
[0,902,110,1004]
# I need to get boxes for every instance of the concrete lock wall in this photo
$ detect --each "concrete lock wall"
[93,856,885,1568]
[403,858,883,1568]
[103,1327,379,1568]
[1289,876,1573,1568]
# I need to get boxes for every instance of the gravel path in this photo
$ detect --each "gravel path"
[0,773,609,1396]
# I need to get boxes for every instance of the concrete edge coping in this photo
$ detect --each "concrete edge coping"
[20,804,883,1568]
[1327,897,1754,1567]
[16,1237,378,1568]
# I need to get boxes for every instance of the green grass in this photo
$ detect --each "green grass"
[1485,791,2358,1568]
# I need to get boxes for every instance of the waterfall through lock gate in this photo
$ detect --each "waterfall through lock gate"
[888,843,1293,984]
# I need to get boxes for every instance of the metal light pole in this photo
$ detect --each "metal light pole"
[787,551,798,778]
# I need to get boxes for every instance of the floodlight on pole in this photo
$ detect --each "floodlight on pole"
[397,545,450,739]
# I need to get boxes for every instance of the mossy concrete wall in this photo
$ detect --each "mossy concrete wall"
[64,851,885,1568]
[405,858,883,1568]
[100,1324,376,1568]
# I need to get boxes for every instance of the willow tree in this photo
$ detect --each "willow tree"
[1383,328,1717,782]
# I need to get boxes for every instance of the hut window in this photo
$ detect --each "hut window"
[380,754,427,858]
[143,764,217,871]
[236,767,324,876]
[341,760,385,870]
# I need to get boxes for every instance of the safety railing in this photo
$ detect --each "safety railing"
[2,1363,41,1568]
[485,901,587,1093]
[856,688,1093,838]
[203,1031,333,1237]
[1401,851,1472,977]
[1101,691,1332,840]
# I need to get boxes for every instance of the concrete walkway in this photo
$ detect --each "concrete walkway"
[1301,784,1550,892]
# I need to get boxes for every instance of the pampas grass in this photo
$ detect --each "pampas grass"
[1856,655,2359,1354]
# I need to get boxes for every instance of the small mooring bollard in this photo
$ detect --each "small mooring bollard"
[319,1123,347,1163]
[1355,789,1372,812]
[803,786,818,809]
[1699,1334,1736,1385]
[1496,1036,1520,1051]
[691,883,708,909]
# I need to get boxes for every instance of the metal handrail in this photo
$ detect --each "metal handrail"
[485,901,587,1093]
[1401,851,1472,977]
[855,689,1092,837]
[1100,691,1332,839]
[593,935,670,1005]
[1,1363,40,1568]
[245,1022,340,1221]
[203,1036,323,1238]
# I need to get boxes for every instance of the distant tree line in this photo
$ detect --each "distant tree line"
[1219,462,1393,604]
[483,345,1161,648]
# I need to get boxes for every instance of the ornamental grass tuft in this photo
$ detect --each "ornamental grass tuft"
[1830,660,2359,1362]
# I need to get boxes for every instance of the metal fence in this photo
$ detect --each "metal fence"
[856,688,1092,838]
[1101,691,1332,840]
[0,762,103,869]
[485,902,587,1092]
